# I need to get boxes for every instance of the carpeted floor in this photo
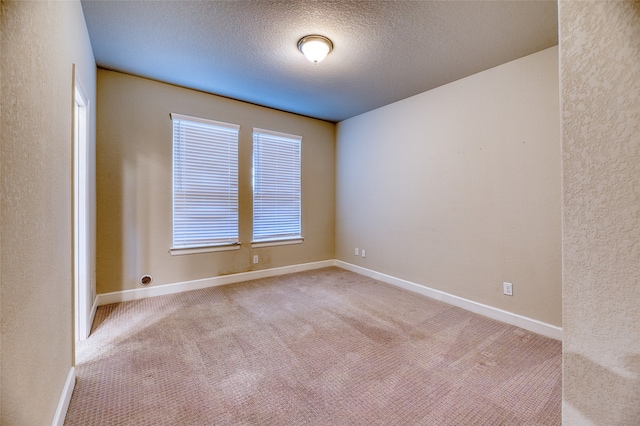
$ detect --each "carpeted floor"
[65,267,561,425]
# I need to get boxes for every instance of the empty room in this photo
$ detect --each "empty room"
[1,1,638,425]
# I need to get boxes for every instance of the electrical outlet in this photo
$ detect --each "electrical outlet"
[355,248,359,256]
[503,282,513,296]
[253,255,259,264]
[361,249,366,258]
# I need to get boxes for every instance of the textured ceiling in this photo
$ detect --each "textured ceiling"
[81,0,558,123]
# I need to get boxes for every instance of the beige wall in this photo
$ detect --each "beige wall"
[7,2,637,423]
[96,70,335,294]
[0,0,96,424]
[560,1,640,424]
[336,47,562,326]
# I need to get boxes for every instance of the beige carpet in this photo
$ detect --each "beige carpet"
[65,267,561,425]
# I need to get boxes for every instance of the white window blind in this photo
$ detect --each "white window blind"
[172,113,239,249]
[252,129,302,243]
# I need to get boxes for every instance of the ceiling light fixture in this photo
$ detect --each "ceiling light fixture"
[297,35,333,64]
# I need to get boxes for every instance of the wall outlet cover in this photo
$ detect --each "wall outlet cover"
[503,282,513,296]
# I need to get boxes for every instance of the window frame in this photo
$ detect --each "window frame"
[170,113,240,255]
[251,128,303,248]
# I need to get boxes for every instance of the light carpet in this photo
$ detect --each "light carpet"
[65,267,561,425]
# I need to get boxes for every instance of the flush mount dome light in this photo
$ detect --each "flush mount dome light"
[298,35,333,64]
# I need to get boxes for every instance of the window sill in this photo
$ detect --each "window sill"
[251,238,304,248]
[170,243,241,256]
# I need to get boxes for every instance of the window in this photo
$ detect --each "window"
[171,113,239,253]
[252,128,302,246]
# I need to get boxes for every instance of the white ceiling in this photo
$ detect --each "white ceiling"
[81,0,558,123]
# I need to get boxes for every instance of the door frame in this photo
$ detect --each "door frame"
[73,66,91,341]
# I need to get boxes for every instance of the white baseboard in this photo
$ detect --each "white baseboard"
[96,260,335,306]
[52,367,75,426]
[94,259,561,341]
[335,261,563,341]
[88,296,98,333]
[90,296,98,327]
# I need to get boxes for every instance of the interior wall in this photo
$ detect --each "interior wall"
[96,70,335,294]
[560,1,640,424]
[336,47,561,326]
[0,0,96,424]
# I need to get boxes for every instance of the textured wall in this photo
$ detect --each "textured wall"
[336,47,562,326]
[560,1,640,424]
[96,70,335,294]
[0,1,96,424]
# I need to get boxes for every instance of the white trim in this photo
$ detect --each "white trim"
[335,261,563,341]
[88,296,98,333]
[73,66,91,341]
[251,238,303,248]
[170,112,240,130]
[253,127,302,142]
[170,243,241,256]
[94,259,562,341]
[52,367,75,426]
[96,260,335,306]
